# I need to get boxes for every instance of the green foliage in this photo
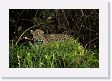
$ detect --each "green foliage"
[9,38,99,68]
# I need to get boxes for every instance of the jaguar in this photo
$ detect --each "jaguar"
[30,29,71,44]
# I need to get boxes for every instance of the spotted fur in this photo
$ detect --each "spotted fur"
[31,29,70,44]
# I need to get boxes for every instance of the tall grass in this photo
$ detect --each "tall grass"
[9,38,99,68]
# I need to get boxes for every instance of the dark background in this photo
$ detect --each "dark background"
[9,9,99,49]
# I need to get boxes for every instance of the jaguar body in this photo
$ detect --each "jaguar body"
[31,29,70,44]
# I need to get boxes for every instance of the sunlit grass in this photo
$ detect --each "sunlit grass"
[9,38,99,68]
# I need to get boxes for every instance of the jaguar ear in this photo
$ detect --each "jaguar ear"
[38,29,44,34]
[41,30,44,34]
